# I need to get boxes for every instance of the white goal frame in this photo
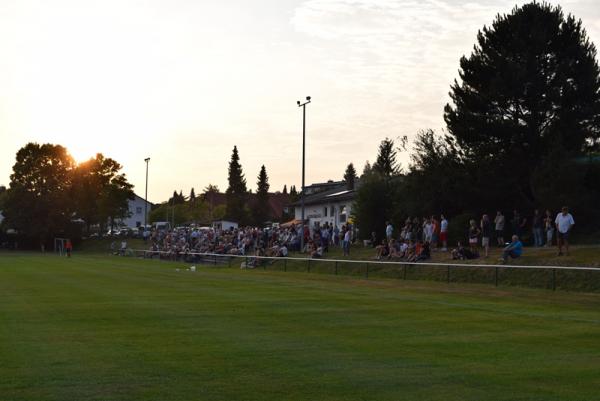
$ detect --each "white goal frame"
[54,237,67,256]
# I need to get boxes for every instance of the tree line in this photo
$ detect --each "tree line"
[147,146,299,226]
[354,2,600,242]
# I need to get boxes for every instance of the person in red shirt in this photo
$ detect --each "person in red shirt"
[65,239,72,258]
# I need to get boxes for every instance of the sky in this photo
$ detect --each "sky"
[1,0,599,203]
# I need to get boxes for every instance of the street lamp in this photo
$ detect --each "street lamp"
[144,157,150,229]
[297,96,311,252]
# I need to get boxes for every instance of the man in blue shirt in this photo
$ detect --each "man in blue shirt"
[500,235,523,264]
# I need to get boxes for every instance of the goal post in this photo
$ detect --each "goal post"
[54,238,67,256]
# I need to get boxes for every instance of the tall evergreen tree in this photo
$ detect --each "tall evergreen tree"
[444,2,600,205]
[225,146,248,223]
[373,138,400,177]
[343,163,358,190]
[282,184,288,195]
[189,187,196,203]
[254,165,271,225]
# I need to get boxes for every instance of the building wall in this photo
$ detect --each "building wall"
[117,195,151,228]
[294,201,352,230]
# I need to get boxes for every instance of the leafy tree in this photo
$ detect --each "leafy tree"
[3,143,75,249]
[202,184,220,221]
[373,138,401,177]
[254,165,271,225]
[72,153,134,233]
[444,2,600,205]
[225,146,248,223]
[343,163,358,190]
[353,142,400,241]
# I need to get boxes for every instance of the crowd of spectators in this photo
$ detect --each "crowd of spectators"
[377,207,575,263]
[141,222,355,264]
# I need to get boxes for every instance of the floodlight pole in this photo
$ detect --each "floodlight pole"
[144,157,150,228]
[297,96,311,253]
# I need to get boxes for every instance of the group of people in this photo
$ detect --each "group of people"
[379,207,575,264]
[140,222,355,263]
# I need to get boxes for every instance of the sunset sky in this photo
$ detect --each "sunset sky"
[1,0,599,203]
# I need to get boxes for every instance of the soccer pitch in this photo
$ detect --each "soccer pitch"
[1,254,599,401]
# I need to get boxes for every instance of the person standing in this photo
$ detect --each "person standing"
[385,221,393,241]
[511,210,526,238]
[555,207,575,256]
[544,209,554,247]
[440,214,449,251]
[532,209,543,247]
[494,211,505,246]
[468,219,480,253]
[480,214,492,258]
[65,239,72,258]
[343,226,351,256]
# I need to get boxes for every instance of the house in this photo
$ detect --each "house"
[291,180,357,229]
[116,193,153,229]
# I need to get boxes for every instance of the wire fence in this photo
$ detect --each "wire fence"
[126,249,600,292]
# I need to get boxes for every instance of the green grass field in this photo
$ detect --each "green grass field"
[1,253,600,401]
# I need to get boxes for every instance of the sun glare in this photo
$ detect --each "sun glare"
[68,143,98,165]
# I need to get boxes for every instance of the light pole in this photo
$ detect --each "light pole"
[297,96,311,252]
[144,157,150,229]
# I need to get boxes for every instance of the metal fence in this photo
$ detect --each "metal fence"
[127,249,600,292]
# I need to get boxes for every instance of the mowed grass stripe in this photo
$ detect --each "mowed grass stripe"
[0,254,599,401]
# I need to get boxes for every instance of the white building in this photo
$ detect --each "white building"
[292,181,356,229]
[116,194,153,229]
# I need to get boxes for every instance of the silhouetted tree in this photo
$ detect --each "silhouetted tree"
[254,165,271,225]
[343,163,358,190]
[225,146,248,223]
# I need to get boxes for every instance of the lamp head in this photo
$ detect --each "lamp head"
[297,100,301,105]
[144,157,150,162]
[306,96,311,101]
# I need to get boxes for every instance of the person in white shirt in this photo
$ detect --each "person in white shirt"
[440,215,449,251]
[385,222,393,240]
[555,206,575,256]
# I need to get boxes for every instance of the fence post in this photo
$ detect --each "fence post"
[245,256,248,269]
[308,259,311,273]
[214,255,217,266]
[335,261,338,275]
[284,259,287,272]
[447,265,450,283]
[263,258,266,270]
[228,258,231,268]
[552,268,557,291]
[495,266,499,287]
[403,264,407,280]
[365,263,369,279]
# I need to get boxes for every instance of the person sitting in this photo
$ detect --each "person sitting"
[407,240,424,262]
[375,239,389,260]
[415,241,431,262]
[310,242,323,258]
[500,235,523,264]
[451,242,479,260]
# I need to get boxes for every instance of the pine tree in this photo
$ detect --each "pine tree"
[362,161,372,177]
[343,163,358,190]
[254,165,271,225]
[282,184,287,194]
[189,187,196,203]
[225,146,248,223]
[373,138,400,177]
[444,2,600,204]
